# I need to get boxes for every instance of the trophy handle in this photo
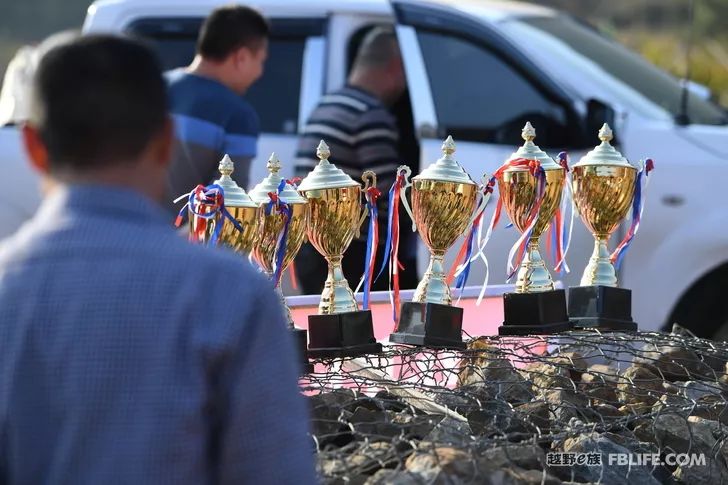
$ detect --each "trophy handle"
[357,171,378,237]
[397,165,417,233]
[463,173,492,234]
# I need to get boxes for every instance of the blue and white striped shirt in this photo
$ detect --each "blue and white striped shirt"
[0,185,316,485]
[165,70,260,215]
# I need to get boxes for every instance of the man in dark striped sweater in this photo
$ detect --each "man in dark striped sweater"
[295,26,418,295]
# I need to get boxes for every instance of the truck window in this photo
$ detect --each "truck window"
[416,30,570,147]
[126,18,308,135]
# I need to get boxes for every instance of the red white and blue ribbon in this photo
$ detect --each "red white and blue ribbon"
[376,166,415,324]
[174,184,243,245]
[472,158,547,284]
[448,174,494,303]
[285,177,302,290]
[546,151,574,275]
[610,158,655,270]
[266,179,293,288]
[355,185,382,310]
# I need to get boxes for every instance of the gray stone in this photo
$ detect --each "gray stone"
[467,400,528,437]
[405,446,479,483]
[522,361,573,392]
[348,407,400,440]
[592,403,624,419]
[390,412,442,440]
[515,401,552,430]
[617,366,664,407]
[634,345,714,382]
[478,443,546,471]
[581,364,620,405]
[364,469,421,485]
[345,442,405,475]
[457,358,533,404]
[552,432,663,484]
[423,417,473,446]
[672,380,723,402]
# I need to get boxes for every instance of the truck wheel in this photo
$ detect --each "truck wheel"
[665,263,728,341]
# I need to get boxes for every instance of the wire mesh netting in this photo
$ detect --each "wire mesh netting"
[301,330,728,484]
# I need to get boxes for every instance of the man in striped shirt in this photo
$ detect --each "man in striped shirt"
[295,27,418,294]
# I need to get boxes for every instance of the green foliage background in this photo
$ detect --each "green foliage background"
[1,0,726,106]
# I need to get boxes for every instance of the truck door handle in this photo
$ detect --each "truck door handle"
[662,194,684,206]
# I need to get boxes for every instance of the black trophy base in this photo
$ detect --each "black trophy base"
[389,302,466,349]
[569,285,638,332]
[307,310,382,358]
[499,289,572,336]
[291,327,313,374]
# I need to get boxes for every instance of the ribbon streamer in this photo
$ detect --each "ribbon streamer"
[547,151,574,274]
[174,184,243,245]
[448,174,494,301]
[610,158,655,269]
[377,167,414,324]
[355,186,382,310]
[266,179,293,287]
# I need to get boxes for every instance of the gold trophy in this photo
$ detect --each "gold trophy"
[496,123,571,335]
[568,123,644,331]
[296,140,381,357]
[249,153,312,371]
[187,154,261,252]
[389,136,478,349]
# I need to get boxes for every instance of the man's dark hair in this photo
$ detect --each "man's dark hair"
[30,34,167,171]
[197,5,269,61]
[353,26,400,69]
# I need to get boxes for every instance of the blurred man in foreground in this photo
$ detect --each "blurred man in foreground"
[295,26,418,294]
[165,5,268,214]
[0,34,316,485]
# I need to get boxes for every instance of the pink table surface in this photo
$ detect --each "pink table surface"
[287,285,515,341]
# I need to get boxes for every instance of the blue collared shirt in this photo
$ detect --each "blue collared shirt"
[0,185,316,485]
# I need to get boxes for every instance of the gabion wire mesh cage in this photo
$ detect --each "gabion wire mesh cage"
[301,330,728,484]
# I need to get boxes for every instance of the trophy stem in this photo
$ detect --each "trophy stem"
[514,238,555,294]
[264,270,295,328]
[319,255,358,314]
[413,250,451,305]
[581,235,617,287]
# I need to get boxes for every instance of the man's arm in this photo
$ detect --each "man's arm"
[214,277,317,484]
[221,106,259,189]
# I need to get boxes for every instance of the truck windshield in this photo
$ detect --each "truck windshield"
[505,15,728,126]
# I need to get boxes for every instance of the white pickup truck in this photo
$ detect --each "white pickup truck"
[2,0,728,337]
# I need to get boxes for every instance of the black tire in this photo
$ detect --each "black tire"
[666,263,728,340]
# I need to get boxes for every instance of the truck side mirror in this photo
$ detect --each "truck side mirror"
[585,99,616,139]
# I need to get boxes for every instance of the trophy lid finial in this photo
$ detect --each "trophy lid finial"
[219,153,234,176]
[522,122,536,142]
[212,154,257,208]
[297,139,359,191]
[267,152,281,174]
[599,123,614,143]
[316,140,331,162]
[415,135,475,185]
[574,123,633,169]
[441,135,456,156]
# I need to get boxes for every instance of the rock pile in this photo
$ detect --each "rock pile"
[304,332,728,484]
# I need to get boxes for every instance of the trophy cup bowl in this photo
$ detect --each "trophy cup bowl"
[412,179,477,304]
[389,136,476,349]
[496,123,570,336]
[497,124,564,294]
[297,140,381,357]
[249,153,312,372]
[249,153,309,282]
[190,154,261,252]
[303,186,361,314]
[568,123,639,331]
